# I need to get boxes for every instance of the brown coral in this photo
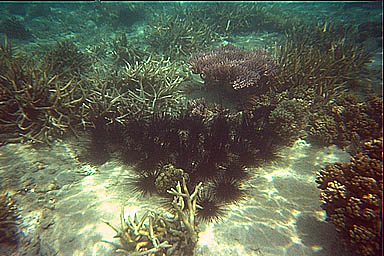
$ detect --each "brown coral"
[316,137,383,256]
[306,94,382,150]
[155,164,189,196]
[0,60,84,144]
[268,98,308,146]
[0,190,20,246]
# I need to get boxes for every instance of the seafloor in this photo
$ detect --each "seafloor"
[0,137,353,256]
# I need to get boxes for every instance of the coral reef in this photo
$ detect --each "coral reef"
[316,137,383,256]
[41,39,92,79]
[93,3,146,29]
[105,178,201,255]
[268,98,308,146]
[276,22,371,97]
[26,4,53,20]
[144,9,220,60]
[0,190,21,246]
[0,40,84,144]
[110,33,146,66]
[154,164,189,196]
[121,57,188,119]
[187,44,277,91]
[115,4,144,27]
[307,94,383,150]
[332,94,383,150]
[307,110,339,146]
[0,18,32,40]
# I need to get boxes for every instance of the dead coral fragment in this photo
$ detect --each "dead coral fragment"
[316,137,383,256]
[105,178,202,255]
[104,210,172,255]
[187,44,277,90]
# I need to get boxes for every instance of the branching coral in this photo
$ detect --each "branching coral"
[241,21,376,149]
[316,137,383,256]
[104,210,173,255]
[144,10,220,60]
[41,39,92,79]
[76,55,189,133]
[181,3,299,35]
[110,33,146,66]
[120,56,189,119]
[104,178,202,255]
[273,24,371,100]
[167,178,202,248]
[0,47,84,144]
[187,44,277,91]
[0,18,32,40]
[77,68,130,130]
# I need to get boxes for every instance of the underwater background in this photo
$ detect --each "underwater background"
[0,2,382,256]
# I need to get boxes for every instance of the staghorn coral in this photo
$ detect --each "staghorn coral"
[104,178,202,255]
[144,9,220,60]
[0,36,18,74]
[273,23,371,98]
[110,33,147,66]
[187,44,277,91]
[285,21,360,52]
[183,3,299,35]
[41,39,92,79]
[316,138,383,256]
[120,56,188,120]
[75,55,189,137]
[0,41,84,144]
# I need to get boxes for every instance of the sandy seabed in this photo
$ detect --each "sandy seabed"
[0,138,356,256]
